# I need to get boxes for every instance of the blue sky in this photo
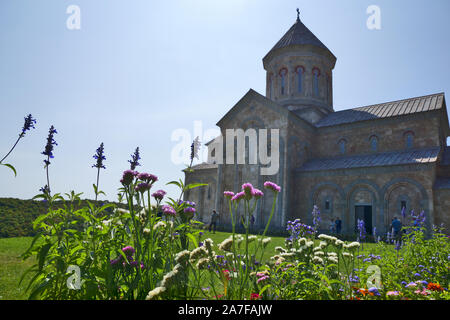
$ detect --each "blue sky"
[0,0,449,202]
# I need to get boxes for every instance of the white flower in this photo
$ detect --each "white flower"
[345,242,361,250]
[218,237,233,252]
[203,238,214,252]
[153,221,166,231]
[275,246,287,253]
[196,258,210,270]
[298,238,307,246]
[146,286,166,300]
[312,256,324,265]
[175,250,190,264]
[314,251,324,256]
[328,256,338,264]
[334,239,344,248]
[247,235,257,243]
[261,237,271,248]
[190,246,208,260]
[342,252,353,258]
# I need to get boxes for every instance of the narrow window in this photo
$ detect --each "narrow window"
[370,136,378,152]
[338,139,346,155]
[313,68,320,97]
[296,66,304,93]
[404,132,414,149]
[325,200,330,210]
[280,68,287,95]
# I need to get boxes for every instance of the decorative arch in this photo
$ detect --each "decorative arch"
[369,135,379,152]
[308,182,346,230]
[344,179,381,234]
[381,177,431,232]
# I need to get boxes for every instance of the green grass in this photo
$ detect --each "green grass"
[0,233,382,300]
[0,237,36,300]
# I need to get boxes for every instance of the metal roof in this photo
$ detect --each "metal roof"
[264,17,335,61]
[315,93,445,128]
[298,147,440,172]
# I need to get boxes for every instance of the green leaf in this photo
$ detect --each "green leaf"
[186,233,198,247]
[259,283,271,294]
[184,183,208,191]
[166,180,182,188]
[1,163,17,176]
[38,243,52,272]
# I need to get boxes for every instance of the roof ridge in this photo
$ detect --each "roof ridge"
[304,146,441,162]
[346,92,445,112]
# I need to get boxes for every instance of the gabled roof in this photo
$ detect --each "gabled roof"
[315,93,445,128]
[297,147,440,172]
[216,89,314,130]
[263,17,335,63]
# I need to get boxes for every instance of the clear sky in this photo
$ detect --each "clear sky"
[0,0,449,202]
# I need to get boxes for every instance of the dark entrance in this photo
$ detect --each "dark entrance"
[354,205,372,234]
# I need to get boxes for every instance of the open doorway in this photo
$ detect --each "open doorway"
[355,205,372,234]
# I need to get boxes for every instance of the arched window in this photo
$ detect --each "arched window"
[295,66,305,93]
[312,67,320,97]
[369,135,378,152]
[338,139,346,155]
[404,131,414,149]
[279,68,287,95]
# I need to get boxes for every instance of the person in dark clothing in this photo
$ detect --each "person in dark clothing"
[335,217,342,235]
[391,216,402,241]
[209,210,219,233]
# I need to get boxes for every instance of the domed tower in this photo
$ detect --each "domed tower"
[263,9,337,124]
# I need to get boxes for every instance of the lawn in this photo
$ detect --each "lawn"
[0,232,381,300]
[0,237,37,300]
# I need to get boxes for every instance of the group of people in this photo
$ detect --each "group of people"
[329,217,343,234]
[184,208,411,240]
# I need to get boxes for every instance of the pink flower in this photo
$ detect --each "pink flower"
[162,205,176,216]
[264,181,281,193]
[223,191,235,198]
[241,183,255,200]
[152,189,166,200]
[252,188,264,198]
[231,191,245,202]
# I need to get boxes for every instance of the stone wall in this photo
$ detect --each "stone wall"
[293,164,436,235]
[314,112,442,158]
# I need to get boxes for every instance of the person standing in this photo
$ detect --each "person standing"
[335,217,342,235]
[391,216,402,241]
[209,209,219,233]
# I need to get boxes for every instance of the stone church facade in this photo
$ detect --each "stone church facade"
[184,14,450,235]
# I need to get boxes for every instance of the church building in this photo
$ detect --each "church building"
[184,12,450,235]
